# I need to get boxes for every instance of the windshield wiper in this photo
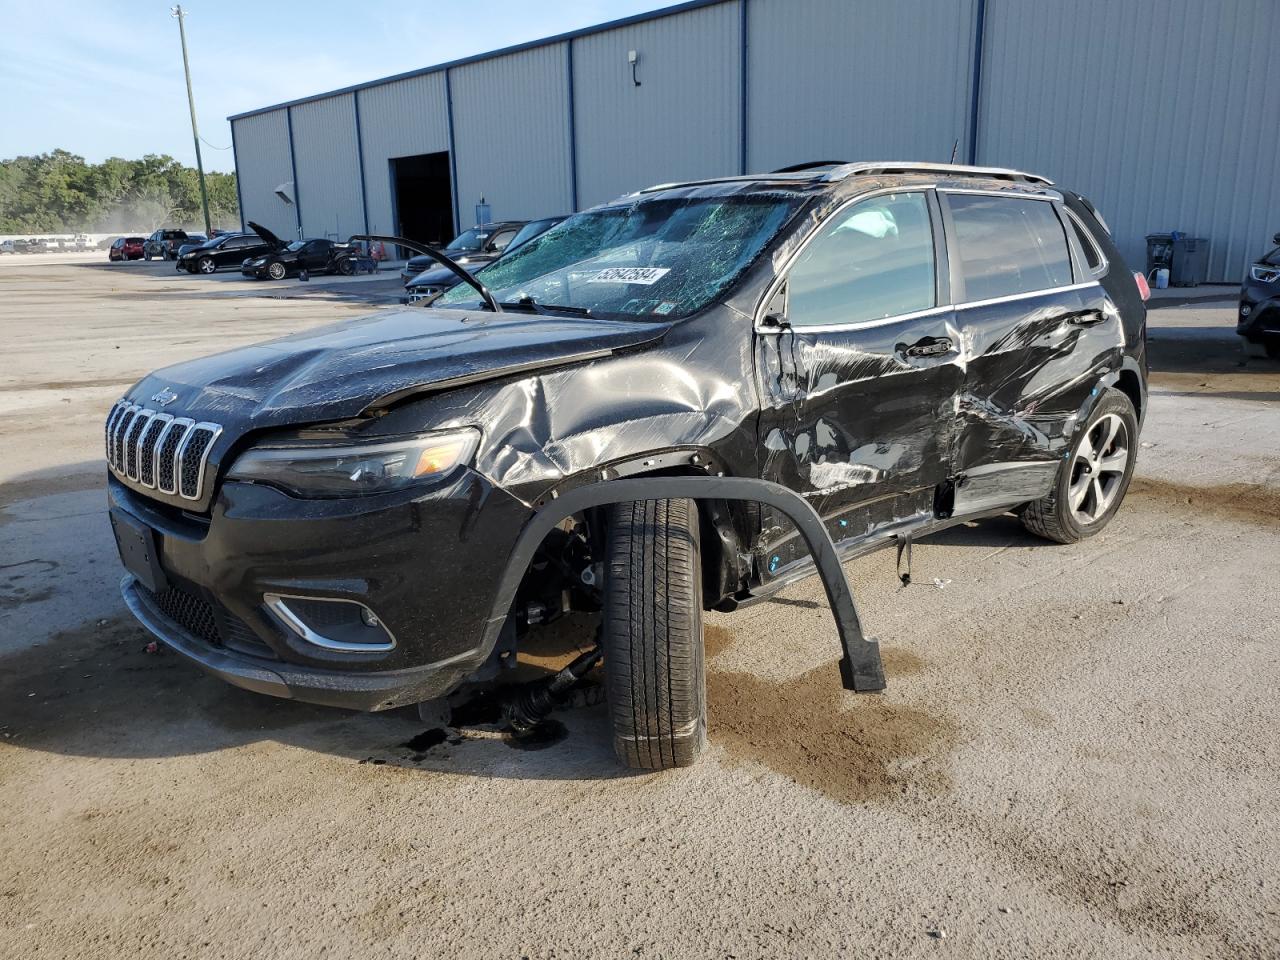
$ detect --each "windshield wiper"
[346,233,501,312]
[499,296,592,317]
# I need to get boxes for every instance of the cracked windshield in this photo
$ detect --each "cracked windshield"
[435,192,803,319]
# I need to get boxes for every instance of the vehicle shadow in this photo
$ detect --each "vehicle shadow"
[0,460,633,782]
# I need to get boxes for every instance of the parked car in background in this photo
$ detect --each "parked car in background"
[241,235,346,280]
[172,235,209,267]
[105,161,1148,771]
[1239,231,1280,358]
[406,216,568,303]
[400,221,527,285]
[108,237,145,261]
[36,237,61,253]
[0,240,13,254]
[178,229,275,274]
[143,229,189,261]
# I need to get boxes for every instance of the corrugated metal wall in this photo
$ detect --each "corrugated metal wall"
[288,94,364,240]
[231,0,1276,281]
[230,109,294,240]
[979,0,1280,282]
[451,44,575,224]
[572,2,741,207]
[355,73,450,235]
[746,0,977,172]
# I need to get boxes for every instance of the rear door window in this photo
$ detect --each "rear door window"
[786,191,937,327]
[945,194,1074,301]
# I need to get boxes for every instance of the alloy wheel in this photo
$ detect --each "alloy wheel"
[1067,413,1129,525]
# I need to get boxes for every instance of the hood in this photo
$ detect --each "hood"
[407,264,469,288]
[406,250,496,272]
[247,220,286,250]
[129,308,676,432]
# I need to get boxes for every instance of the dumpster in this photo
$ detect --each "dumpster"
[1145,232,1209,287]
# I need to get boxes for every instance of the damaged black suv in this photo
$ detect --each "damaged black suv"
[105,162,1147,770]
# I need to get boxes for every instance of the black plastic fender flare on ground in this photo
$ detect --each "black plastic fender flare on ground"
[479,476,887,693]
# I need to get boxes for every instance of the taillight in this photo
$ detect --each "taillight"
[1134,271,1150,302]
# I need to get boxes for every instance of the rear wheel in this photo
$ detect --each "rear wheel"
[1021,389,1138,544]
[603,499,706,770]
[267,261,286,281]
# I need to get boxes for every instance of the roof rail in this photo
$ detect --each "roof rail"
[771,160,848,173]
[827,162,1054,186]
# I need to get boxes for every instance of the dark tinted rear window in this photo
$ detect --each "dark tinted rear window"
[1067,213,1102,271]
[947,195,1073,301]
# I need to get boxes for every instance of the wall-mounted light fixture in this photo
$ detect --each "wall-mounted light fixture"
[628,49,641,87]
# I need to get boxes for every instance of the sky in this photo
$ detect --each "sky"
[0,0,666,173]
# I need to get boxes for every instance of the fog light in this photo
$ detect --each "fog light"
[1240,304,1252,317]
[263,594,395,652]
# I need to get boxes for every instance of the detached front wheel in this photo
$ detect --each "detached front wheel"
[604,498,706,770]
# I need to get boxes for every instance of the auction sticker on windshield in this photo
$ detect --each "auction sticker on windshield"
[588,267,670,285]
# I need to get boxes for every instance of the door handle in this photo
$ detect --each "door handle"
[1067,309,1105,326]
[901,336,954,358]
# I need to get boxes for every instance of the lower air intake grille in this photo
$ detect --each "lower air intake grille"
[142,583,277,659]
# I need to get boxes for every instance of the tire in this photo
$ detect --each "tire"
[267,261,286,281]
[197,257,215,275]
[337,258,355,276]
[144,249,152,261]
[603,498,706,770]
[1021,389,1138,544]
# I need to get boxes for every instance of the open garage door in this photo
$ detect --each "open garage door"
[390,152,454,256]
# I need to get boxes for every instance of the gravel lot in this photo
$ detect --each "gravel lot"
[1,255,1277,959]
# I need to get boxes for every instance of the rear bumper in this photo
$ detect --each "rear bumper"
[122,575,471,710]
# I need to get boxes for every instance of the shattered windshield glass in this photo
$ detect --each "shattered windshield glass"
[434,193,803,319]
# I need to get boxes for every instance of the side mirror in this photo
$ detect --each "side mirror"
[1273,232,1280,246]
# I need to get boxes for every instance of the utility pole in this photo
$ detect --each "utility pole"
[172,5,212,235]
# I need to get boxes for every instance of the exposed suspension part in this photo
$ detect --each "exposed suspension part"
[503,644,603,736]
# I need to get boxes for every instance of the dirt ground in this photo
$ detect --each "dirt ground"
[1,256,1277,959]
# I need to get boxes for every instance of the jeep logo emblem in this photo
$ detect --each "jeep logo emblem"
[150,387,179,407]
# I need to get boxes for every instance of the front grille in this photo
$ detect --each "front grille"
[143,582,277,659]
[105,399,221,502]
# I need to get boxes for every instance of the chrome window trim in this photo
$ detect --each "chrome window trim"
[263,593,397,653]
[777,305,953,335]
[156,418,195,495]
[127,409,158,482]
[951,280,1101,312]
[175,421,222,502]
[137,413,174,489]
[1063,207,1110,278]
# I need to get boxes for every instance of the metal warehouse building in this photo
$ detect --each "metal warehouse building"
[230,0,1280,283]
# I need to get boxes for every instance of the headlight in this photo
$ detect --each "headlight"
[226,429,480,498]
[1250,264,1280,284]
[246,257,267,267]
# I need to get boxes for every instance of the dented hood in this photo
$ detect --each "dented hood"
[131,308,674,430]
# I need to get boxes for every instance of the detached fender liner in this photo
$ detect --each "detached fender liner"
[481,476,887,693]
[122,576,479,711]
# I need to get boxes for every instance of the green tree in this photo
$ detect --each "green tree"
[0,151,239,234]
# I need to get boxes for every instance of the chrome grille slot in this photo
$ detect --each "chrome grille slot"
[104,399,222,504]
[157,418,194,494]
[177,425,219,500]
[137,414,172,487]
[124,409,155,480]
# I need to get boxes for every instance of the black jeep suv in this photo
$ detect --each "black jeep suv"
[1239,231,1280,357]
[105,162,1147,770]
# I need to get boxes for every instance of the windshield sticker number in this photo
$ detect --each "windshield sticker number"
[588,267,670,285]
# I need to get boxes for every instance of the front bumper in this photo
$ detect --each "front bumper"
[1238,284,1279,342]
[110,468,534,711]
